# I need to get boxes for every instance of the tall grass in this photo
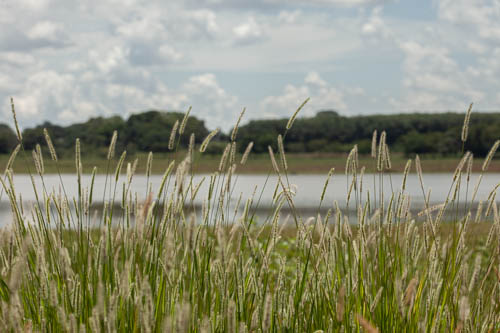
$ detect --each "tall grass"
[0,100,499,332]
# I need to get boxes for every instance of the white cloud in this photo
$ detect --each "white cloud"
[392,39,484,111]
[100,73,239,130]
[26,21,64,41]
[158,45,184,62]
[5,68,239,131]
[261,72,348,119]
[277,10,301,24]
[186,9,219,38]
[305,71,327,88]
[0,52,36,66]
[182,73,239,128]
[6,71,79,122]
[437,0,500,38]
[115,15,167,41]
[466,40,489,55]
[16,0,52,11]
[89,46,129,74]
[399,41,457,74]
[361,6,389,39]
[233,17,266,45]
[187,0,391,9]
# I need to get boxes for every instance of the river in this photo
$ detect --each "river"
[0,172,498,226]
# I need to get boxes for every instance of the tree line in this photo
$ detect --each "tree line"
[0,109,498,157]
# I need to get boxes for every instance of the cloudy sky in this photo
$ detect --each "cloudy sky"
[0,0,499,130]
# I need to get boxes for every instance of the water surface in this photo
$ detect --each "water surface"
[0,173,498,226]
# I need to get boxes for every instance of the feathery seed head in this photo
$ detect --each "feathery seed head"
[403,278,418,306]
[219,143,231,172]
[44,128,58,161]
[377,131,386,171]
[268,146,280,173]
[462,103,473,142]
[35,144,44,174]
[146,151,153,178]
[231,107,246,141]
[371,130,377,158]
[402,159,412,191]
[262,294,272,331]
[107,130,118,160]
[75,138,81,174]
[10,97,22,142]
[459,296,470,322]
[356,314,379,333]
[200,128,219,153]
[179,106,192,135]
[482,140,500,171]
[384,143,392,170]
[453,151,470,182]
[5,144,21,174]
[188,133,195,157]
[33,149,43,176]
[114,151,126,182]
[286,97,310,130]
[240,141,253,165]
[169,120,179,150]
[466,152,473,182]
[415,155,424,186]
[336,286,345,322]
[277,134,288,171]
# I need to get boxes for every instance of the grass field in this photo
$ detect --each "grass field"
[1,151,500,174]
[0,105,500,331]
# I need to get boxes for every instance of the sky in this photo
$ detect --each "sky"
[0,0,499,131]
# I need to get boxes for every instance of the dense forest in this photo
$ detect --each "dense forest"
[0,109,499,157]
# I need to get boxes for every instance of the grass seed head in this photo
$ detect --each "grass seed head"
[336,286,345,322]
[286,97,309,130]
[466,152,473,182]
[461,103,473,143]
[240,141,253,165]
[371,130,377,158]
[231,107,246,141]
[262,294,272,331]
[146,151,153,178]
[200,128,219,153]
[384,143,392,170]
[188,133,195,157]
[107,130,118,160]
[168,120,179,150]
[43,128,58,161]
[356,314,379,333]
[268,145,280,173]
[179,106,192,135]
[402,159,412,191]
[377,131,386,172]
[403,278,418,306]
[10,97,22,142]
[277,134,288,171]
[219,143,231,172]
[32,149,43,176]
[75,138,81,175]
[482,140,500,171]
[36,144,44,175]
[5,144,21,174]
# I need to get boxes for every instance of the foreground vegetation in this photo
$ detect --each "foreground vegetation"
[0,100,500,331]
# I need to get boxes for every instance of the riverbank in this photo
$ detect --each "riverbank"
[2,152,500,174]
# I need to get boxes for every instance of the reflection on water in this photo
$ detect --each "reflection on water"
[0,173,498,227]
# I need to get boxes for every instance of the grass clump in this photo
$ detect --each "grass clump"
[0,100,499,332]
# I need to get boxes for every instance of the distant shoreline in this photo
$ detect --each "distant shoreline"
[2,153,500,174]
